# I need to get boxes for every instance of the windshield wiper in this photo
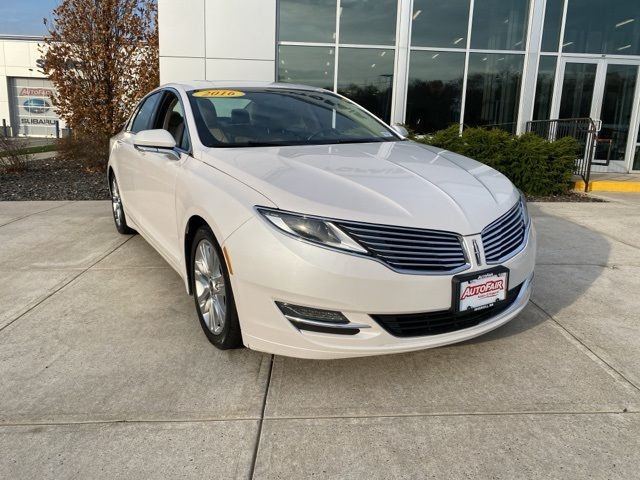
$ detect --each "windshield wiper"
[222,141,299,148]
[332,138,391,144]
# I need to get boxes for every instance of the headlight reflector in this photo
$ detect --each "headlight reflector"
[257,207,367,254]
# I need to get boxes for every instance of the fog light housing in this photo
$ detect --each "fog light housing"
[275,302,370,335]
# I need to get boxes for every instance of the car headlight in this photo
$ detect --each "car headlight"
[256,207,367,254]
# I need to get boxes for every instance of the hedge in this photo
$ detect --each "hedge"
[415,125,578,196]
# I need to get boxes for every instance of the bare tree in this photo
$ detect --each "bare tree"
[42,0,158,169]
[0,136,32,173]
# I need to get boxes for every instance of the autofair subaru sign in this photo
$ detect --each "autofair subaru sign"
[9,78,61,137]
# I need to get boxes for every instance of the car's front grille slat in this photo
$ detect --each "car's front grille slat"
[481,201,528,264]
[483,214,521,238]
[483,224,524,250]
[372,247,464,255]
[365,242,464,252]
[351,234,461,246]
[384,255,465,261]
[387,262,466,268]
[344,225,456,238]
[336,220,468,274]
[500,232,527,252]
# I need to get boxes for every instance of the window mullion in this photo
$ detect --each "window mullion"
[459,0,475,133]
[333,0,341,92]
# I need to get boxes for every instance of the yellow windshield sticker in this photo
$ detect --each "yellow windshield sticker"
[193,89,245,98]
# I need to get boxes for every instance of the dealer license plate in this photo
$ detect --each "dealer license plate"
[454,268,509,313]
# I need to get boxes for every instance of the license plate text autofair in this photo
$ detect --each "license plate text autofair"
[458,271,508,312]
[461,278,505,300]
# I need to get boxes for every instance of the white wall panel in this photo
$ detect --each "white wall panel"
[0,39,49,133]
[5,66,40,78]
[158,0,205,58]
[205,0,276,61]
[160,56,206,83]
[205,58,275,82]
[0,76,7,103]
[0,71,9,126]
[3,41,31,67]
[28,41,44,68]
[0,41,6,68]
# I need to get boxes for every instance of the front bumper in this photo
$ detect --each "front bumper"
[223,217,536,359]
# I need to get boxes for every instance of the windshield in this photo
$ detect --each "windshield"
[187,88,400,148]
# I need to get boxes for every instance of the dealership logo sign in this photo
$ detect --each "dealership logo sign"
[23,98,52,114]
[20,87,53,97]
[21,118,56,125]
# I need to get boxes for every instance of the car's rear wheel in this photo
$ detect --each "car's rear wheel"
[191,226,242,349]
[110,175,135,235]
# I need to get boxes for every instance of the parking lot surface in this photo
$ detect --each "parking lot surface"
[1,198,639,479]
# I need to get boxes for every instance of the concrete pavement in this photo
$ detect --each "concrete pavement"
[1,198,639,479]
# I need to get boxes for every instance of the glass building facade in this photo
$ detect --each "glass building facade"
[276,0,640,172]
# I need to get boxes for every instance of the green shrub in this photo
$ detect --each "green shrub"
[417,125,578,196]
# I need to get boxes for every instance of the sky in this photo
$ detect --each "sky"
[0,0,60,36]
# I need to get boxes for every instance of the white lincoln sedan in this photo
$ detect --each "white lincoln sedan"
[108,81,535,359]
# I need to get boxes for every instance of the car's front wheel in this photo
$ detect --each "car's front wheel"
[191,226,242,349]
[110,174,135,235]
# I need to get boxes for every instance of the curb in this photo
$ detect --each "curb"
[574,180,640,193]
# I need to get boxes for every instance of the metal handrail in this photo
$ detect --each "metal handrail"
[525,118,599,192]
[476,122,518,134]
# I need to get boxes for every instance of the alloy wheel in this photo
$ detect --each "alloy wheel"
[111,177,123,227]
[193,239,227,334]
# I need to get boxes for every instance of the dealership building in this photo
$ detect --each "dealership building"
[1,2,639,173]
[159,0,640,173]
[0,35,63,138]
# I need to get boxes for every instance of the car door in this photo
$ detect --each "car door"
[115,91,163,224]
[131,90,191,267]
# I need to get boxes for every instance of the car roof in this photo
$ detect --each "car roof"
[162,80,328,93]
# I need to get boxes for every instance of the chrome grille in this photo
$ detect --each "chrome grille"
[335,221,468,274]
[481,201,527,263]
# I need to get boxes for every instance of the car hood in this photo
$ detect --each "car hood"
[199,141,519,235]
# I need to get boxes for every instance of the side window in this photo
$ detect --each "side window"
[130,92,162,133]
[156,92,190,151]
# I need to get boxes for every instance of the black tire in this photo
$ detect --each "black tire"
[109,174,136,235]
[190,225,242,349]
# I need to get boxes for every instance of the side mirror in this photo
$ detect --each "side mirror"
[133,129,179,159]
[392,125,409,138]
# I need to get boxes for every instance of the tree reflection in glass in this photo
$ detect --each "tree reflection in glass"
[337,48,395,122]
[406,51,465,133]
